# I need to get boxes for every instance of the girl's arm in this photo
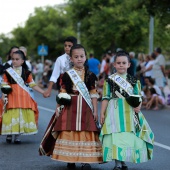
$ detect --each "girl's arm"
[32,85,44,94]
[26,73,44,94]
[92,97,98,121]
[100,100,109,125]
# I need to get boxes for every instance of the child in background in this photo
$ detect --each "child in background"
[1,50,44,144]
[100,51,154,170]
[145,87,166,110]
[40,44,102,169]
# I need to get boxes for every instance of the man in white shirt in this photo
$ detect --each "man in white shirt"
[43,36,77,97]
[152,47,166,90]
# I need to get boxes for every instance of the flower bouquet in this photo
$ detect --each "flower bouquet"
[56,93,71,105]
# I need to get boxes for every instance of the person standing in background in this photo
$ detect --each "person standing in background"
[152,47,166,91]
[35,59,44,84]
[88,53,100,76]
[127,51,137,77]
[43,36,77,97]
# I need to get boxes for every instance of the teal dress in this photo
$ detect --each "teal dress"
[100,73,154,163]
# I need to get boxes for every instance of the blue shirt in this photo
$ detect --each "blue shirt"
[88,58,100,75]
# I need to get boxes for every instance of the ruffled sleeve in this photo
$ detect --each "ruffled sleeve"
[25,73,36,87]
[133,80,142,95]
[102,80,111,100]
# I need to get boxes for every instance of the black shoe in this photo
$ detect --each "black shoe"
[14,138,21,144]
[6,135,12,143]
[81,163,91,170]
[122,165,128,170]
[113,166,121,170]
[67,163,76,169]
[14,135,21,144]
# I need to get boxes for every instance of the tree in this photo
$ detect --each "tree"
[12,5,76,61]
[0,34,16,62]
[68,0,150,57]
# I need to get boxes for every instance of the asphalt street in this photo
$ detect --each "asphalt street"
[0,90,170,170]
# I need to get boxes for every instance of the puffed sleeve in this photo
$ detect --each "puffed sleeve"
[2,73,9,83]
[25,73,36,87]
[88,73,99,98]
[102,80,112,101]
[133,80,142,95]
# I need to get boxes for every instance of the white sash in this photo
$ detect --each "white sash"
[109,74,134,95]
[67,69,94,112]
[6,67,32,98]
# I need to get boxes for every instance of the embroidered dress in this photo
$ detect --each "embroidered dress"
[100,73,154,163]
[51,68,102,163]
[1,67,39,135]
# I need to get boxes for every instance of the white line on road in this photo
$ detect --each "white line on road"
[38,106,55,113]
[38,105,170,151]
[154,142,170,151]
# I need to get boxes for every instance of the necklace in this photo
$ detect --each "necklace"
[74,67,84,76]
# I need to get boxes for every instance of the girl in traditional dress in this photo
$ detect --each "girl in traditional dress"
[100,51,154,170]
[1,50,44,144]
[40,44,102,169]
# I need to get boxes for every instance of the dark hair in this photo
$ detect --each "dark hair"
[12,50,28,70]
[114,50,130,62]
[151,52,156,59]
[89,53,93,58]
[154,47,162,53]
[148,77,155,85]
[150,87,157,95]
[7,46,19,61]
[64,36,77,46]
[70,44,88,68]
[70,44,87,57]
[106,58,110,63]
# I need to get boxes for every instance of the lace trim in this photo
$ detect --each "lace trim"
[56,139,102,147]
[53,150,102,157]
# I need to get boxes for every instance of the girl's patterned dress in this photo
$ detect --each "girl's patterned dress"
[100,73,154,163]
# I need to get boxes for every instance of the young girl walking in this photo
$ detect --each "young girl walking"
[1,50,44,144]
[100,51,154,170]
[39,44,102,169]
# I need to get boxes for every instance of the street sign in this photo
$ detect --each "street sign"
[38,45,48,56]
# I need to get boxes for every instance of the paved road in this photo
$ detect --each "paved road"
[0,90,170,170]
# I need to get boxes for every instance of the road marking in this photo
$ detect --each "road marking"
[154,142,170,151]
[38,105,170,151]
[38,106,54,113]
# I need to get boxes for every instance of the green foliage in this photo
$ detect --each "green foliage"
[12,6,76,61]
[68,0,150,56]
[0,34,16,62]
[0,1,169,62]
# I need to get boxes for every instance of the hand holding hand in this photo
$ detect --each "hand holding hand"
[43,90,50,98]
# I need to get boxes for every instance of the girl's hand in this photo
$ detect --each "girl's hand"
[100,113,105,125]
[2,94,8,104]
[55,109,60,118]
[93,112,98,122]
[134,105,141,113]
